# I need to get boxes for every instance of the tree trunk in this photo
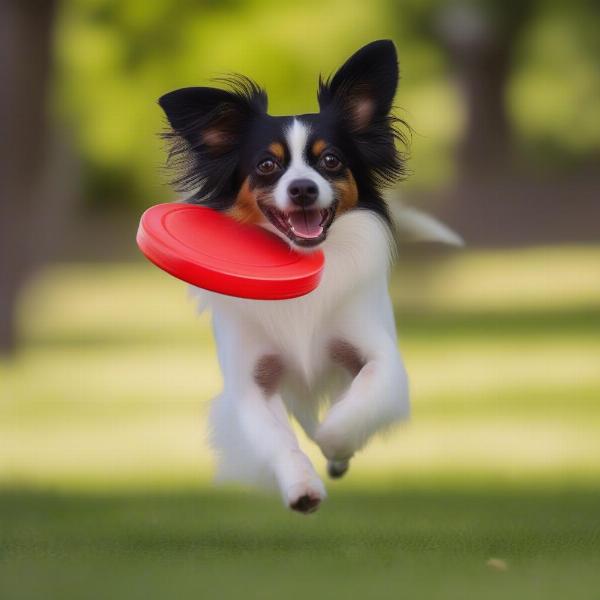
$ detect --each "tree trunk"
[453,36,513,180]
[0,0,58,356]
[436,3,532,183]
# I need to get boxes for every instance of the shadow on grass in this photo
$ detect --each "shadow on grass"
[2,485,599,557]
[394,306,600,340]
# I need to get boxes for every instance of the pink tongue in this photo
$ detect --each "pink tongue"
[288,209,323,238]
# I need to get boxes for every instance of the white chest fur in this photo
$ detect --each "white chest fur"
[201,210,409,502]
[194,210,396,382]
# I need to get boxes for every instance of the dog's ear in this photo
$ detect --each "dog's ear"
[318,40,398,131]
[158,77,267,199]
[159,77,267,156]
[318,41,406,191]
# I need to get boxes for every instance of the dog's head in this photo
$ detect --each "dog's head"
[159,40,406,248]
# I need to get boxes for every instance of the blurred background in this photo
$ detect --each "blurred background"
[1,1,599,598]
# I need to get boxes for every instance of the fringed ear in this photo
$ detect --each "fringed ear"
[158,76,267,202]
[318,41,408,189]
[318,40,399,132]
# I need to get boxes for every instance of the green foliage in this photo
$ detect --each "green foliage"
[511,8,600,164]
[52,0,600,210]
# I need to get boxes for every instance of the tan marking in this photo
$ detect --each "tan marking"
[202,106,239,151]
[329,339,365,377]
[202,127,236,156]
[334,171,359,214]
[227,178,264,224]
[351,97,375,131]
[202,128,229,146]
[254,354,284,396]
[268,142,285,162]
[311,139,327,157]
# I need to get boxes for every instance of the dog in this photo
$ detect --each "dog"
[158,40,456,513]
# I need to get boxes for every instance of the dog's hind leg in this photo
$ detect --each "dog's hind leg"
[209,392,269,486]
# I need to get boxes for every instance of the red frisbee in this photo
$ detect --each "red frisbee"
[136,203,324,300]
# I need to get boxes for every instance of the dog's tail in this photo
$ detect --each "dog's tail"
[389,201,464,247]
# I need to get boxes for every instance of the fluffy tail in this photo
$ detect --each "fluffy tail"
[389,201,464,247]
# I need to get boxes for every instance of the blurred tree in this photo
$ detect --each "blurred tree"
[390,0,535,182]
[54,0,386,213]
[55,0,600,210]
[0,0,59,355]
[434,0,534,182]
[390,0,600,244]
[2,0,600,353]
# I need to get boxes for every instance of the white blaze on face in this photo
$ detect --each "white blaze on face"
[273,119,334,212]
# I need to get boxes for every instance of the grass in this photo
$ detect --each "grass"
[1,487,600,600]
[1,245,600,599]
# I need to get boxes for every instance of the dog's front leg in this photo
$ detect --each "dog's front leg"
[211,310,325,512]
[315,330,409,469]
[236,378,326,513]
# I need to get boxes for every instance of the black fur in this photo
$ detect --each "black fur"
[316,40,408,222]
[159,75,268,208]
[159,40,408,226]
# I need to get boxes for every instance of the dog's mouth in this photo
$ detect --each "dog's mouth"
[258,203,337,247]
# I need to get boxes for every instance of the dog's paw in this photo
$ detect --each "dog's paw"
[327,459,350,479]
[314,416,356,462]
[285,478,326,514]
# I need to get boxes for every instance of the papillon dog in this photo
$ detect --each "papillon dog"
[158,40,454,513]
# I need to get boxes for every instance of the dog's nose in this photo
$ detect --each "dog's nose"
[288,179,318,207]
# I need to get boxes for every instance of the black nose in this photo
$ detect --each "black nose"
[288,179,318,207]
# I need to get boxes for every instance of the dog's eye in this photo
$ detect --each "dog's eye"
[257,159,279,174]
[321,153,342,171]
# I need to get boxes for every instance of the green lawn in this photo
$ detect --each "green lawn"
[2,487,600,600]
[1,245,600,599]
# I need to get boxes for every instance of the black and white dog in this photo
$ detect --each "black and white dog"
[159,40,456,513]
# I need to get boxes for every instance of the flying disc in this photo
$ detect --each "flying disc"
[136,203,324,300]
